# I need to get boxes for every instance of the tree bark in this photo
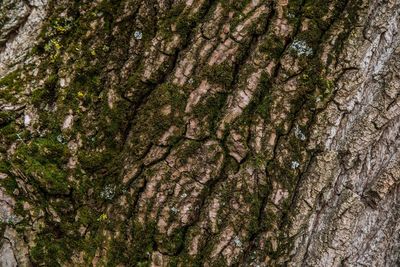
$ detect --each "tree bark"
[0,0,399,266]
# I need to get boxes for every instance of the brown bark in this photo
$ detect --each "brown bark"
[0,0,399,266]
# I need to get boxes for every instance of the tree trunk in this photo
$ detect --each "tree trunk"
[0,0,399,266]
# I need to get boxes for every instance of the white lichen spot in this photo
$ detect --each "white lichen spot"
[287,12,295,19]
[24,114,31,126]
[60,78,66,87]
[181,193,188,198]
[62,114,74,130]
[291,161,300,169]
[294,124,306,141]
[233,236,242,247]
[102,45,110,52]
[290,39,313,56]
[4,214,22,225]
[171,207,178,213]
[100,184,115,200]
[56,134,67,144]
[16,133,24,142]
[134,31,143,40]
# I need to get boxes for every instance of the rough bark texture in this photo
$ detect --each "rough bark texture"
[0,0,399,266]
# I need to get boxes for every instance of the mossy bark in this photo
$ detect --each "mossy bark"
[0,0,399,266]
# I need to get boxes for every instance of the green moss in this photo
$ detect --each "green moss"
[0,111,15,126]
[31,74,59,107]
[0,222,5,237]
[30,160,68,194]
[157,227,185,255]
[211,256,229,267]
[203,63,234,87]
[0,70,22,88]
[11,137,70,195]
[45,16,75,38]
[285,0,303,22]
[0,172,18,195]
[107,221,157,266]
[158,3,195,38]
[303,0,330,27]
[191,92,227,135]
[128,83,187,158]
[77,150,114,172]
[254,72,273,120]
[0,122,19,145]
[179,140,202,160]
[299,68,334,104]
[30,230,80,266]
[0,70,24,102]
[220,0,251,12]
[259,35,285,60]
[224,155,240,174]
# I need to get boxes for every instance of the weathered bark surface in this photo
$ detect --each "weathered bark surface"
[0,0,399,266]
